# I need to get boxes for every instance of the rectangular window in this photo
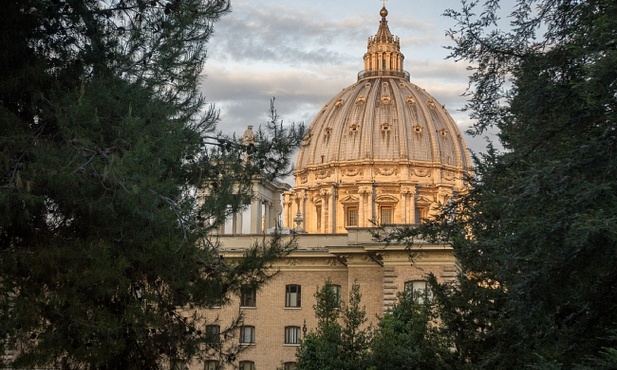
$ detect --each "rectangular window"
[170,360,186,370]
[204,360,219,370]
[346,206,358,227]
[330,284,342,307]
[404,280,433,304]
[414,207,424,224]
[284,326,301,345]
[284,362,297,370]
[316,206,322,231]
[205,324,220,344]
[240,286,256,307]
[239,361,255,370]
[381,206,392,225]
[240,326,255,345]
[285,284,301,308]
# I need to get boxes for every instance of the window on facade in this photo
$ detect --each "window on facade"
[330,284,342,307]
[240,286,256,307]
[415,207,426,224]
[284,362,297,370]
[204,360,219,370]
[380,206,393,225]
[346,206,358,227]
[239,361,255,370]
[284,326,301,345]
[404,280,433,304]
[208,300,223,309]
[239,326,255,345]
[170,360,187,370]
[316,205,322,231]
[205,324,220,345]
[285,284,301,308]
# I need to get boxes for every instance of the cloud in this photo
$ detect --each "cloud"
[200,1,492,156]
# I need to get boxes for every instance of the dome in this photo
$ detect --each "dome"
[296,78,469,169]
[283,7,471,234]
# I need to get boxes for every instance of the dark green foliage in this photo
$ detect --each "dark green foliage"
[369,287,460,370]
[411,0,617,368]
[295,280,372,370]
[374,0,617,367]
[0,1,303,369]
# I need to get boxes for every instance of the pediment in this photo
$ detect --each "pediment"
[375,195,399,204]
[340,195,359,204]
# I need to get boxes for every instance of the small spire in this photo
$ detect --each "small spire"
[375,5,394,42]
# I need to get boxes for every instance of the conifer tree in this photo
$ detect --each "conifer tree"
[394,0,617,368]
[0,1,303,369]
[369,288,459,370]
[295,280,372,370]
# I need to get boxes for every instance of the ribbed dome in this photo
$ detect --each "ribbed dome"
[283,7,471,234]
[296,77,469,170]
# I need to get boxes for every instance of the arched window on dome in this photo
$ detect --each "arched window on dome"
[414,196,432,224]
[346,206,359,227]
[376,195,398,226]
[415,206,431,224]
[341,195,360,228]
[380,206,393,225]
[313,200,322,232]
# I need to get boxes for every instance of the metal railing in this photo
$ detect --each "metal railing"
[357,69,410,81]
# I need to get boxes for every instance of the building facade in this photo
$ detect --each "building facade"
[201,6,470,370]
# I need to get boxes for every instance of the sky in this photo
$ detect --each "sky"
[199,0,496,155]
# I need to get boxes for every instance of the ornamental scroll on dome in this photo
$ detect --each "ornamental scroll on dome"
[344,167,362,177]
[412,168,431,177]
[375,166,397,176]
[316,169,333,179]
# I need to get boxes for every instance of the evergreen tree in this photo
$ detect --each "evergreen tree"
[0,1,303,369]
[400,0,617,368]
[369,288,460,370]
[295,280,372,370]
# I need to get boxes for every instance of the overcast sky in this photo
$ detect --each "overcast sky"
[199,0,498,155]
